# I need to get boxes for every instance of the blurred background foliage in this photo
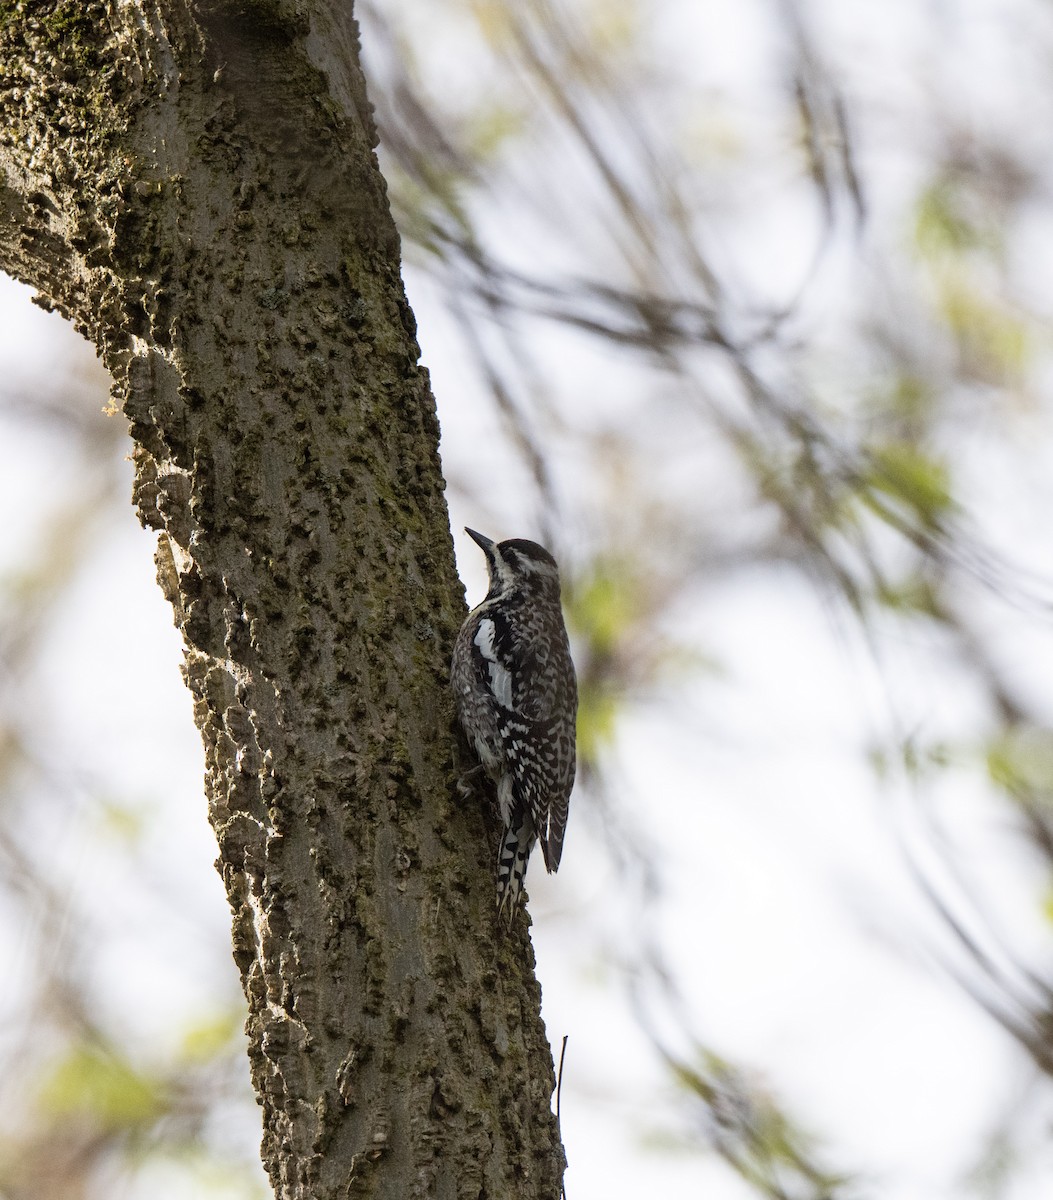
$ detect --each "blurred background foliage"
[3,0,1053,1196]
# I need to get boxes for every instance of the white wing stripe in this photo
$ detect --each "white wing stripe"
[473,618,496,660]
[474,618,513,709]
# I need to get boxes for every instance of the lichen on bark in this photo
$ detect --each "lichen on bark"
[0,1,566,1196]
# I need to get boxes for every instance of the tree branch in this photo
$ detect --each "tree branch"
[0,2,565,1195]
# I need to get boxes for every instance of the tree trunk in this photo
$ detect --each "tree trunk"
[0,2,565,1196]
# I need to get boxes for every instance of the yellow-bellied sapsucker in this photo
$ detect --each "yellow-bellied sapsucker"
[451,528,578,920]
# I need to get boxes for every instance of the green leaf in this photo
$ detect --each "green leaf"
[864,442,954,527]
[565,561,641,656]
[94,795,148,843]
[940,282,1030,376]
[986,728,1053,797]
[178,1009,245,1064]
[465,104,526,161]
[915,179,990,255]
[874,573,940,616]
[575,680,620,766]
[37,1043,165,1131]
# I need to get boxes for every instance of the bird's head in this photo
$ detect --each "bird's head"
[465,527,562,600]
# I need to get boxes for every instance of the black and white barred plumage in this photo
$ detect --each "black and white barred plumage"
[451,528,577,920]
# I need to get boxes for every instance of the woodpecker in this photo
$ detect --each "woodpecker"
[451,528,578,921]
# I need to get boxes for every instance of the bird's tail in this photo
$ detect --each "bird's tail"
[496,822,534,923]
[539,811,565,874]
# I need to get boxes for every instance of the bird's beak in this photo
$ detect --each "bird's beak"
[465,527,496,553]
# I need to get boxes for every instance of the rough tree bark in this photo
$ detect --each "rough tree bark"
[0,2,565,1197]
